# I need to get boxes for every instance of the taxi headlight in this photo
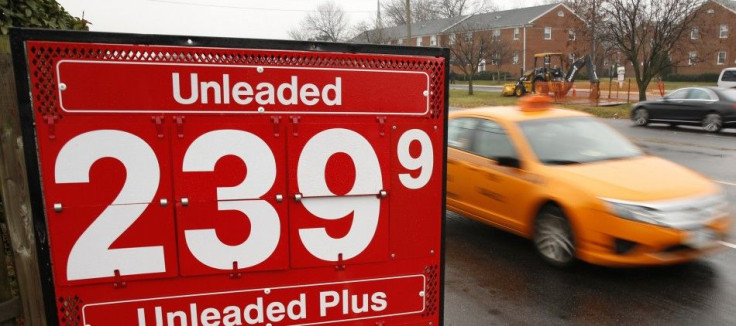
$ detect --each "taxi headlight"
[602,200,664,226]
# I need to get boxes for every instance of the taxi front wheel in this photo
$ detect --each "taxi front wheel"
[533,205,576,268]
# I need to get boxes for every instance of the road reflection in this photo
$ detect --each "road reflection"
[444,212,734,325]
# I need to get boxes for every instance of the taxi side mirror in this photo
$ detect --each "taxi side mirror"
[497,156,521,169]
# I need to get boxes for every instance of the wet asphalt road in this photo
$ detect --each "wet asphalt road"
[443,120,736,325]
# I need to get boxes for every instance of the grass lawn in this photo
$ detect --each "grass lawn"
[449,89,633,119]
[454,79,714,91]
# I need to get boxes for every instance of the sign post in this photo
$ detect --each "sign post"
[10,29,448,325]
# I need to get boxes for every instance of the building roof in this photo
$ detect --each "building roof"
[445,3,563,33]
[350,2,570,43]
[712,0,736,14]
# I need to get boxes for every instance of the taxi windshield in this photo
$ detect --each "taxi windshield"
[519,117,643,165]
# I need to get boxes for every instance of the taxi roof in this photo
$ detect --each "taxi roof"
[449,105,592,123]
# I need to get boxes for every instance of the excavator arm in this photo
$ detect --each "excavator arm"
[564,55,599,83]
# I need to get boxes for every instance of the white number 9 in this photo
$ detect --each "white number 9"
[297,128,382,262]
[398,129,433,189]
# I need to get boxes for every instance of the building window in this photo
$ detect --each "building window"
[465,32,473,42]
[558,10,564,17]
[430,35,437,46]
[492,29,501,42]
[491,53,500,66]
[513,27,519,40]
[691,27,699,39]
[513,51,519,64]
[689,51,698,65]
[416,37,422,46]
[449,34,456,45]
[568,29,576,41]
[721,25,729,38]
[708,9,715,14]
[544,27,552,40]
[478,59,486,72]
[398,38,404,45]
[718,51,727,65]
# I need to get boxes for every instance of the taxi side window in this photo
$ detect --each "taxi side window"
[472,119,517,160]
[448,118,478,151]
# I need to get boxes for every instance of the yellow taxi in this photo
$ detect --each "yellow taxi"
[447,95,731,267]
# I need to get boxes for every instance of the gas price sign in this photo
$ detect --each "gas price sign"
[11,30,447,325]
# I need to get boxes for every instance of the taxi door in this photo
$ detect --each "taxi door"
[463,118,534,233]
[446,118,480,213]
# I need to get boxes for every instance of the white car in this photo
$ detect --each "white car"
[717,67,736,88]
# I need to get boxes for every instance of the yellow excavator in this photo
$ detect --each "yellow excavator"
[502,53,599,98]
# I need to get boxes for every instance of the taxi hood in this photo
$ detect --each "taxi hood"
[546,155,718,202]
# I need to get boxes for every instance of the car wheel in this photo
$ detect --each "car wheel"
[514,85,525,97]
[533,205,575,268]
[633,108,649,126]
[702,113,722,133]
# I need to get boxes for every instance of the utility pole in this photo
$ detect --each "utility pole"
[406,0,412,40]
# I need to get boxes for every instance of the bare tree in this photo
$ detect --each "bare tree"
[487,37,513,81]
[448,24,492,95]
[435,0,492,17]
[600,0,703,100]
[288,1,350,42]
[382,0,439,25]
[351,20,393,44]
[382,0,488,26]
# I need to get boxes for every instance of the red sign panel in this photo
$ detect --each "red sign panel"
[56,61,430,115]
[20,38,446,325]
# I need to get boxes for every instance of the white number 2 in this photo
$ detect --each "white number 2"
[398,129,433,189]
[56,130,165,281]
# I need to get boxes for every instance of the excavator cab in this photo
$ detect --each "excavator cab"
[502,53,599,98]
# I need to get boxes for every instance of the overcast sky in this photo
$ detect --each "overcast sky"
[56,0,550,40]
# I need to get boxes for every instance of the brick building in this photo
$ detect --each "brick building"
[352,3,591,79]
[673,0,736,75]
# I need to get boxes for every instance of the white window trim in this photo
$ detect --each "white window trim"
[544,27,552,40]
[430,35,437,46]
[416,37,422,46]
[449,34,456,45]
[568,29,576,41]
[398,38,404,45]
[513,27,519,40]
[689,51,698,65]
[465,32,473,42]
[717,51,727,65]
[513,52,519,64]
[691,27,699,40]
[720,25,729,39]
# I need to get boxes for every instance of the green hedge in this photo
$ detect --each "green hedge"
[663,73,720,82]
[454,71,512,81]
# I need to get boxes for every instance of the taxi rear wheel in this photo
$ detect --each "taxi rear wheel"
[533,205,576,268]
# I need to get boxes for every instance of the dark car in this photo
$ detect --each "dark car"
[631,87,736,133]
